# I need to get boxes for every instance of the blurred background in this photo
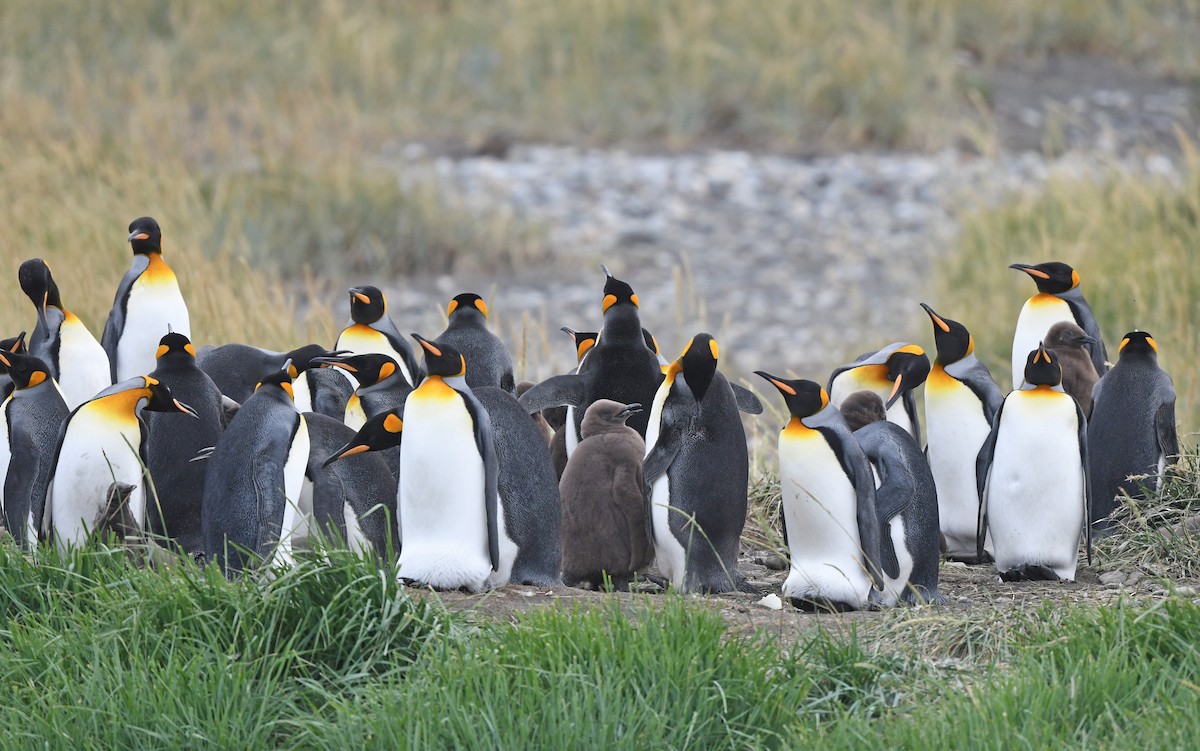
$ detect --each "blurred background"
[1,0,1197,429]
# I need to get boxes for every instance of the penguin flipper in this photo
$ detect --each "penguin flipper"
[730,384,763,415]
[975,402,1004,561]
[879,520,900,581]
[1156,400,1180,467]
[643,423,681,543]
[101,259,147,383]
[463,392,500,571]
[831,428,884,591]
[220,396,242,428]
[1077,400,1093,565]
[517,375,586,414]
[902,391,921,442]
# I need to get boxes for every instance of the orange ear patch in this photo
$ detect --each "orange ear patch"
[602,294,617,312]
[447,299,459,317]
[630,293,639,308]
[155,344,169,359]
[475,298,489,318]
[380,362,396,380]
[28,371,46,387]
[708,339,719,359]
[384,414,404,433]
[184,343,196,357]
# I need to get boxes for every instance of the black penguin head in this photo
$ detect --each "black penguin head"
[284,344,335,376]
[142,377,199,417]
[255,366,297,401]
[755,372,828,419]
[673,333,719,403]
[841,391,887,432]
[920,303,974,364]
[1010,261,1080,295]
[447,293,488,320]
[155,332,197,365]
[1118,331,1158,359]
[1022,344,1063,387]
[324,410,404,466]
[314,352,402,387]
[561,327,598,363]
[348,286,386,324]
[601,268,639,313]
[884,345,931,408]
[412,334,466,378]
[18,259,64,335]
[127,217,163,255]
[0,351,51,390]
[0,331,28,363]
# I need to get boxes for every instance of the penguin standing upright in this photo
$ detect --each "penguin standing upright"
[43,377,197,553]
[559,400,651,590]
[18,259,112,410]
[202,366,310,574]
[436,293,515,393]
[102,217,192,383]
[643,334,763,593]
[547,327,598,479]
[519,268,663,454]
[920,303,1003,561]
[0,351,69,545]
[1087,331,1178,530]
[334,286,423,386]
[828,343,930,443]
[756,373,883,611]
[842,391,942,606]
[1043,321,1100,417]
[978,344,1091,581]
[1010,261,1107,386]
[145,332,225,554]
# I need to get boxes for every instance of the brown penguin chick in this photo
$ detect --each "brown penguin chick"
[95,482,175,569]
[840,390,888,432]
[559,399,653,590]
[517,381,554,445]
[1044,321,1100,417]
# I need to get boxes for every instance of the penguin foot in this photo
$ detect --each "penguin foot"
[788,596,858,613]
[735,578,763,595]
[945,552,993,565]
[999,565,1061,582]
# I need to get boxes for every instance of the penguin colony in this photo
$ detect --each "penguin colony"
[0,217,1181,611]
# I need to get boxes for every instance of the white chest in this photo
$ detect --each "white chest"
[117,276,191,381]
[1011,296,1072,387]
[56,316,112,410]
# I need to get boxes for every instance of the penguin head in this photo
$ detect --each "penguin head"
[671,333,719,403]
[127,217,163,255]
[601,267,639,313]
[755,372,829,419]
[0,331,28,369]
[1118,331,1159,359]
[0,351,51,390]
[18,259,64,335]
[581,399,642,437]
[447,293,488,321]
[920,303,974,364]
[1044,321,1096,354]
[884,345,931,408]
[285,344,335,377]
[255,367,297,401]
[841,390,887,432]
[411,334,466,378]
[561,327,598,363]
[155,332,197,365]
[141,377,199,417]
[348,286,386,324]
[1010,261,1079,295]
[323,409,404,467]
[314,352,403,387]
[1022,343,1063,388]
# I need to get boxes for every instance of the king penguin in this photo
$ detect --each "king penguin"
[643,333,763,593]
[1087,331,1178,531]
[828,343,930,443]
[314,352,413,431]
[196,342,352,420]
[145,332,226,554]
[393,334,508,591]
[334,285,423,387]
[0,331,27,400]
[43,376,197,553]
[920,303,1003,562]
[1010,261,1107,386]
[841,391,942,606]
[1043,321,1100,417]
[756,373,883,611]
[18,258,113,410]
[201,366,310,574]
[519,268,663,455]
[102,217,192,383]
[977,344,1091,581]
[0,350,68,546]
[436,293,515,393]
[546,327,598,480]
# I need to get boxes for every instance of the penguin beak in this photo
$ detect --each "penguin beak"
[128,231,150,242]
[312,356,355,371]
[617,403,643,419]
[411,333,441,356]
[1009,263,1049,280]
[560,326,577,336]
[348,287,371,305]
[37,292,50,336]
[920,303,951,333]
[323,443,370,467]
[885,374,905,409]
[754,371,795,396]
[600,264,613,278]
[11,331,25,353]
[0,352,10,368]
[174,399,199,418]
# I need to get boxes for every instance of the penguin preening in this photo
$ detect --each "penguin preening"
[560,399,652,590]
[757,373,883,611]
[43,376,198,553]
[335,285,423,387]
[1044,321,1100,417]
[643,333,762,593]
[436,293,515,393]
[1010,261,1106,386]
[102,217,192,383]
[977,344,1091,581]
[0,331,28,399]
[1087,331,1178,531]
[842,391,942,606]
[18,258,112,410]
[828,343,930,443]
[920,303,1003,562]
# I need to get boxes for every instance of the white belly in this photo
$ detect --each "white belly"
[778,431,872,608]
[879,516,914,607]
[830,370,914,438]
[924,375,993,557]
[117,282,191,382]
[0,400,11,520]
[274,416,311,568]
[344,395,367,431]
[57,317,113,410]
[985,392,1084,579]
[644,379,687,587]
[1011,297,1072,388]
[292,374,314,413]
[398,397,492,591]
[486,493,519,588]
[50,413,145,552]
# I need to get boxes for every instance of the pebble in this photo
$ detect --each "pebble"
[1099,570,1127,586]
[756,593,784,611]
[757,554,789,571]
